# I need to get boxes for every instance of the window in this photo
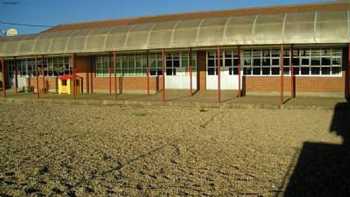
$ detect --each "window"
[240,48,342,76]
[96,56,110,77]
[166,52,197,76]
[207,49,239,75]
[149,53,162,76]
[5,56,70,77]
[96,54,147,77]
[62,80,67,86]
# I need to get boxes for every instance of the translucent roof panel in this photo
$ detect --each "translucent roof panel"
[254,14,284,44]
[125,23,154,50]
[1,9,350,57]
[197,17,227,46]
[1,39,20,56]
[48,31,71,53]
[18,38,36,55]
[148,21,177,49]
[225,16,256,45]
[66,29,90,53]
[105,26,130,51]
[172,19,202,48]
[317,11,348,43]
[284,12,315,44]
[86,28,110,52]
[33,36,51,54]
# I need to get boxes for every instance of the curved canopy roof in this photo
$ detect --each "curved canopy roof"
[1,5,350,57]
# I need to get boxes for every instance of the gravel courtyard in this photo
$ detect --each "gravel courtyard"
[0,102,344,196]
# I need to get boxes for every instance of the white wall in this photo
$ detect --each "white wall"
[165,71,197,89]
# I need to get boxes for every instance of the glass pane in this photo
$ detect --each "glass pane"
[332,67,341,75]
[262,67,270,75]
[253,59,261,66]
[283,58,290,66]
[301,58,309,65]
[253,67,260,75]
[311,67,320,75]
[311,57,320,65]
[243,67,251,75]
[225,59,232,67]
[272,59,279,66]
[321,67,331,75]
[321,57,331,65]
[271,67,280,75]
[262,58,270,66]
[332,58,341,65]
[301,67,309,75]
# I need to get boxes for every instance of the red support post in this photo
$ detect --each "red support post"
[35,57,39,98]
[147,51,150,95]
[13,58,18,94]
[161,49,166,102]
[112,51,117,98]
[86,72,89,94]
[189,48,193,96]
[1,58,6,97]
[90,57,94,94]
[109,56,112,96]
[217,47,221,103]
[280,45,284,106]
[290,45,296,98]
[71,54,76,99]
[42,56,46,94]
[237,46,241,97]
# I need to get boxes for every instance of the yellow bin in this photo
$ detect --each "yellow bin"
[58,75,72,95]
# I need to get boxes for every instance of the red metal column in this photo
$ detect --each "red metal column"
[90,57,94,94]
[188,48,193,96]
[86,57,90,94]
[112,51,117,98]
[237,46,241,97]
[290,45,296,98]
[189,48,193,96]
[280,45,284,106]
[217,47,221,103]
[109,55,112,96]
[86,72,89,94]
[13,58,18,94]
[1,58,6,97]
[42,56,46,93]
[71,54,76,99]
[161,49,166,102]
[147,51,150,95]
[35,57,39,98]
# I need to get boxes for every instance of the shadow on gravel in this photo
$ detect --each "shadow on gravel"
[283,102,350,197]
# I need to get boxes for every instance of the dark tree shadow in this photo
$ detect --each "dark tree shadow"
[283,102,350,197]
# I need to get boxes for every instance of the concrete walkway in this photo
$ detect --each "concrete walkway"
[0,90,348,110]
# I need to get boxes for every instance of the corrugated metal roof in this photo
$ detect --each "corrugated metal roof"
[1,2,350,57]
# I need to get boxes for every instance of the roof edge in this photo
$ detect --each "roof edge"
[45,2,350,32]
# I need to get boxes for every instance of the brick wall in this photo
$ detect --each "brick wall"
[92,76,161,93]
[245,73,346,93]
[29,77,58,93]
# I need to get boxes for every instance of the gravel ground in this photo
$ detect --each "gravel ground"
[0,103,342,196]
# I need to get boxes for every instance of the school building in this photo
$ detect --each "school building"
[1,2,350,103]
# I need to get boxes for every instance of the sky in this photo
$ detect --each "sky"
[0,0,336,35]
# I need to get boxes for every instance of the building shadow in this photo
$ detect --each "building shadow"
[283,102,350,197]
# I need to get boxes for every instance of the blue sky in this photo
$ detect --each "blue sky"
[0,0,333,35]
